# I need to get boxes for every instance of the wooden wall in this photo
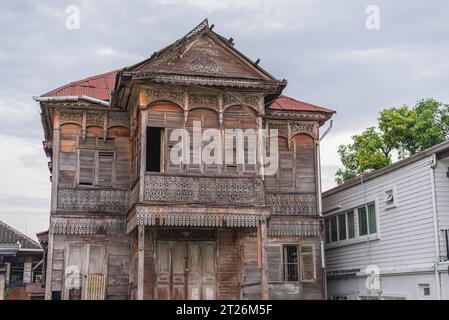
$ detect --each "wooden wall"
[217,229,240,299]
[50,234,130,300]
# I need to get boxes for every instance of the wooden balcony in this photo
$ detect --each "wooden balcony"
[57,188,129,213]
[143,173,265,206]
[266,192,316,215]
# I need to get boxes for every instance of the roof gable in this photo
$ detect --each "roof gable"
[127,19,279,81]
[0,220,41,250]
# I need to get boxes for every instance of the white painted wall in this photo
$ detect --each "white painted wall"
[324,156,438,273]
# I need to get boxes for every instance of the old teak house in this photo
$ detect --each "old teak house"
[35,20,335,300]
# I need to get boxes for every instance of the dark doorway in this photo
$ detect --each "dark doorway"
[146,127,162,172]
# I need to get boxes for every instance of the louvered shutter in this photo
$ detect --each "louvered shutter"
[98,152,114,187]
[267,245,282,283]
[300,245,316,282]
[79,149,95,185]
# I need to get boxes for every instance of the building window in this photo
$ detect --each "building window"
[347,211,355,239]
[326,210,355,243]
[358,203,377,236]
[78,137,115,187]
[419,284,431,297]
[330,216,338,242]
[325,204,377,244]
[338,214,346,241]
[282,245,299,282]
[385,189,394,205]
[146,127,162,172]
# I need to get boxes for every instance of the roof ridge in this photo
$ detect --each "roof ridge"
[0,220,41,248]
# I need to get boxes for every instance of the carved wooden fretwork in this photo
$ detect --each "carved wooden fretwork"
[184,52,225,75]
[108,112,130,129]
[156,228,216,241]
[50,219,125,235]
[86,112,104,127]
[60,110,83,125]
[268,109,330,124]
[290,122,317,138]
[144,174,264,205]
[266,193,316,215]
[266,120,288,138]
[223,93,262,112]
[268,219,320,237]
[135,73,283,90]
[188,93,219,110]
[266,120,318,140]
[127,205,270,233]
[57,188,129,213]
[143,87,184,107]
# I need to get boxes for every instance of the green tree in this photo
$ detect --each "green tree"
[336,99,449,185]
[335,127,391,185]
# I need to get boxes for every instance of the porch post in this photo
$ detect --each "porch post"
[137,224,145,300]
[260,220,269,300]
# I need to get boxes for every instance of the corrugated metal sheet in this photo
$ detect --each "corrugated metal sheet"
[84,274,106,300]
[270,95,335,113]
[0,220,41,249]
[41,70,119,101]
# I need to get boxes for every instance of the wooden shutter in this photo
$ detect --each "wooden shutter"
[79,149,95,185]
[23,262,32,284]
[279,138,294,191]
[300,245,316,282]
[98,152,114,187]
[267,245,282,283]
[294,134,315,192]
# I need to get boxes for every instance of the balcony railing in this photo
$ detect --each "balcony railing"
[144,173,265,205]
[57,188,129,213]
[266,192,316,215]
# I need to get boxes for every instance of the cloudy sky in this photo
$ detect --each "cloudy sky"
[1,0,449,239]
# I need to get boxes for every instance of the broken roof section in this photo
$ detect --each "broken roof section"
[0,220,42,252]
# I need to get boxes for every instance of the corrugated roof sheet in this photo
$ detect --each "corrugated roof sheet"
[42,70,119,101]
[0,220,41,250]
[270,95,335,113]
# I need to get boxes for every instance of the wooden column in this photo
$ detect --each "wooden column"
[137,225,145,300]
[260,220,269,300]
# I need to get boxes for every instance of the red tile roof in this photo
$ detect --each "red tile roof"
[41,71,335,114]
[42,70,119,101]
[270,95,335,113]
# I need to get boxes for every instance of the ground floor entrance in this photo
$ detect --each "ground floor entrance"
[155,241,216,300]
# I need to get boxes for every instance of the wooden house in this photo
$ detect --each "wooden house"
[0,220,44,300]
[35,20,335,300]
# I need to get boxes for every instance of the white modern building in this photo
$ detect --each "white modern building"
[323,140,449,300]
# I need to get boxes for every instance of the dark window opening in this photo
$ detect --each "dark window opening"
[146,127,162,172]
[282,245,299,282]
[52,291,61,300]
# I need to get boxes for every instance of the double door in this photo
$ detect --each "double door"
[155,241,216,300]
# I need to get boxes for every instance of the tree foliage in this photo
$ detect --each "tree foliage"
[336,99,449,185]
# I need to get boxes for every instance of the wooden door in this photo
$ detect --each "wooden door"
[155,241,171,300]
[200,242,216,300]
[155,241,216,300]
[172,242,187,300]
